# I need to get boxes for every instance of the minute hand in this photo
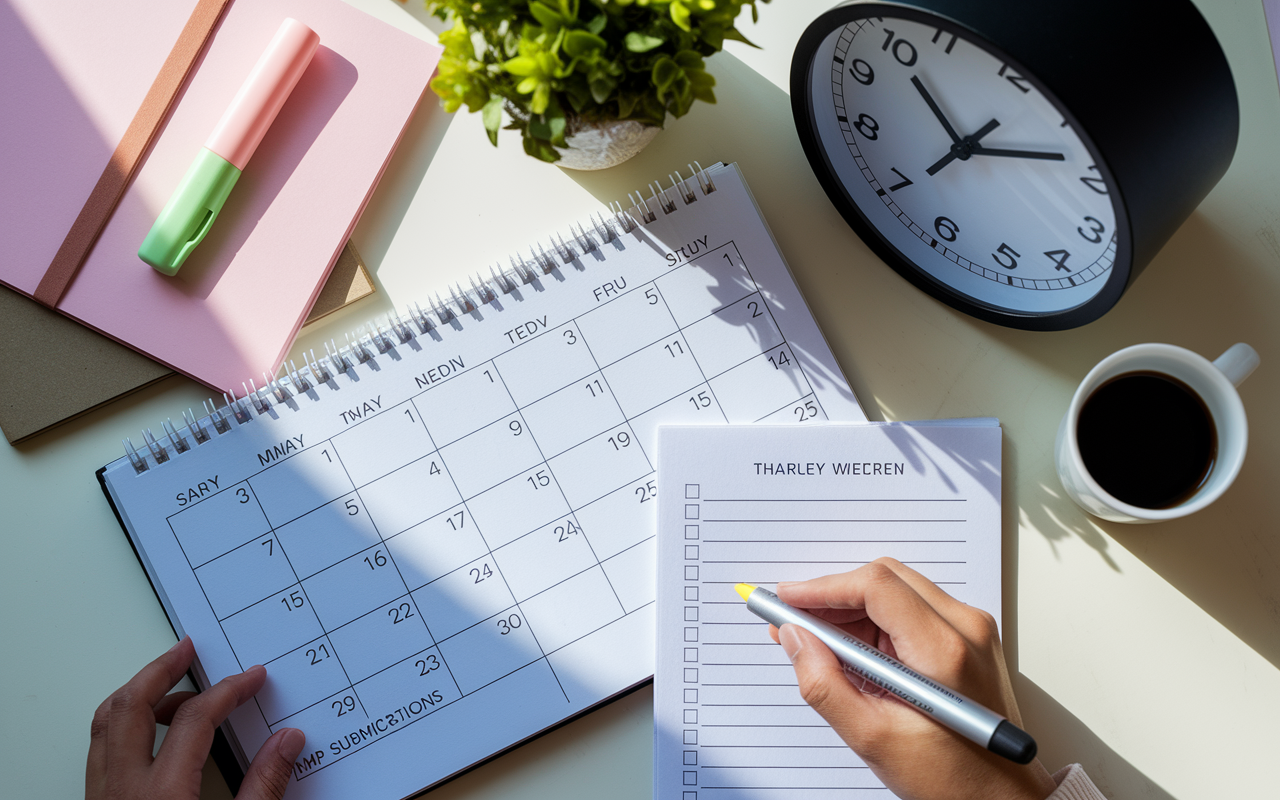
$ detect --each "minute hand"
[970,145,1065,162]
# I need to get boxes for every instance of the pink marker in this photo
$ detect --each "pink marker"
[140,18,320,275]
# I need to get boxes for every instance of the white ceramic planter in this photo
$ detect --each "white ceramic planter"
[554,118,661,170]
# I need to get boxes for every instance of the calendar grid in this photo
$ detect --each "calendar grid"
[477,360,628,671]
[755,391,820,424]
[406,399,574,705]
[646,283,731,426]
[566,316,654,468]
[320,443,463,717]
[159,239,830,527]
[247,482,366,726]
[164,510,251,680]
[151,196,855,786]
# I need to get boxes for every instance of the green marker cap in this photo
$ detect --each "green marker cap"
[138,148,241,275]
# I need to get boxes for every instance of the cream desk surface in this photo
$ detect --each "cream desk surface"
[2,0,1276,798]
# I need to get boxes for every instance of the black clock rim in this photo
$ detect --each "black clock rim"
[789,0,1134,331]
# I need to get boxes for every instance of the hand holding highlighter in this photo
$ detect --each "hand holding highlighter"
[139,18,319,275]
[744,562,1060,800]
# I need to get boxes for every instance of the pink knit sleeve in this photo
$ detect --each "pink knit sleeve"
[1046,764,1108,799]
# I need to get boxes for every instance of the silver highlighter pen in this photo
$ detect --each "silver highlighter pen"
[735,583,1037,764]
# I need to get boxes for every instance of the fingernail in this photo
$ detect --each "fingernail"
[779,624,802,663]
[166,637,187,654]
[280,728,306,761]
[776,581,796,590]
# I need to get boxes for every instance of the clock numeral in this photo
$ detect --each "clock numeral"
[880,29,918,67]
[1080,165,1109,195]
[992,243,1021,270]
[1078,216,1107,243]
[1044,250,1072,272]
[853,113,880,141]
[848,58,874,86]
[931,28,957,54]
[886,167,913,192]
[934,216,959,243]
[997,63,1032,94]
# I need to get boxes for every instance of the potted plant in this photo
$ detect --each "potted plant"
[426,0,769,169]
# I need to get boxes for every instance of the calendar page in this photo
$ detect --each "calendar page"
[100,163,866,800]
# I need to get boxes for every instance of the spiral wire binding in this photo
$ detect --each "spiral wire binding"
[121,163,717,474]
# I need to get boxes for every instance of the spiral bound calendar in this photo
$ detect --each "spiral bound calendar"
[98,162,866,800]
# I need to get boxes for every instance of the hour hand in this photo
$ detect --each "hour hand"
[911,75,961,144]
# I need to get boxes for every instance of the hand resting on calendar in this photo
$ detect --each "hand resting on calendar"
[86,637,305,800]
[768,559,1061,800]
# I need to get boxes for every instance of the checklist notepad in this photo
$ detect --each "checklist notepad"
[654,421,1002,799]
[98,163,866,800]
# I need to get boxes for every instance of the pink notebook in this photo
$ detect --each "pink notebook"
[1,0,440,391]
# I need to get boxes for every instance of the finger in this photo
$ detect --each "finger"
[870,559,1005,650]
[105,637,196,774]
[805,607,869,626]
[866,558,971,623]
[86,697,112,798]
[153,691,199,726]
[237,728,305,800]
[778,624,881,750]
[156,664,267,774]
[777,564,960,671]
[768,617,882,649]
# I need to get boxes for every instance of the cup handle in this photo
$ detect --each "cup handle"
[1213,343,1260,387]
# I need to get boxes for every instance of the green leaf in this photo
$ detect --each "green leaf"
[564,30,607,57]
[556,0,579,20]
[669,1,691,31]
[504,56,539,76]
[528,2,562,30]
[652,56,680,95]
[624,32,665,53]
[674,50,704,70]
[589,77,614,104]
[481,96,504,146]
[617,92,638,118]
[723,27,761,49]
[522,132,562,163]
[532,82,551,114]
[586,13,606,34]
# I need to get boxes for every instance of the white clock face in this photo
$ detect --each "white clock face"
[810,16,1119,315]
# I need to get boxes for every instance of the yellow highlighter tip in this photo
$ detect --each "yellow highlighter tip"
[734,583,757,602]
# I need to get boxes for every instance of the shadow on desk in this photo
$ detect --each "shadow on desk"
[1016,675,1178,800]
[565,50,1280,673]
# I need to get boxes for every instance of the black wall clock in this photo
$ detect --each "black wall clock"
[791,0,1238,330]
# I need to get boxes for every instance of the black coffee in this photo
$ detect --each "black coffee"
[1076,371,1216,509]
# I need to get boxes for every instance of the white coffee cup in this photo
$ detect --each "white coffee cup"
[1054,343,1259,523]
